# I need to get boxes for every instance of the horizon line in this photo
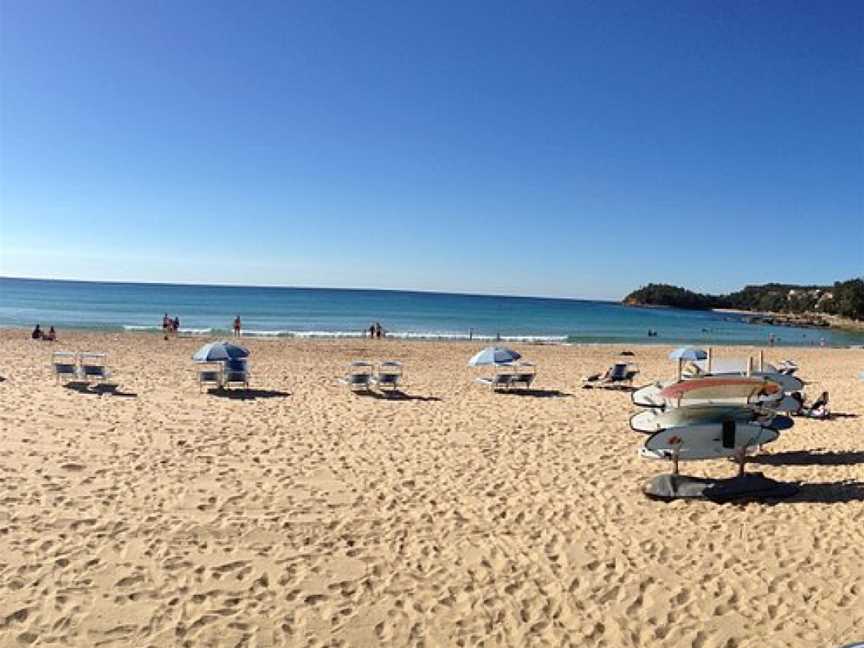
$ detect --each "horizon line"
[0,274,622,305]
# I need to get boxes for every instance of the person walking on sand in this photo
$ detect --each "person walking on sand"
[233,315,242,338]
[173,315,180,336]
[369,323,376,339]
[163,313,170,340]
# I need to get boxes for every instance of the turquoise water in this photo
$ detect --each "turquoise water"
[1,277,861,346]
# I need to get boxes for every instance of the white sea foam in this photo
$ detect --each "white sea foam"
[279,330,567,342]
[178,328,213,335]
[243,329,290,337]
[123,324,213,335]
[120,325,565,343]
[288,330,366,338]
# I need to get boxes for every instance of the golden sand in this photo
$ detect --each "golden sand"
[0,330,862,647]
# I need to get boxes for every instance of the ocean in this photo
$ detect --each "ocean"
[1,277,861,346]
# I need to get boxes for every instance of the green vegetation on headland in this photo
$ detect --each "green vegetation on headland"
[623,278,864,326]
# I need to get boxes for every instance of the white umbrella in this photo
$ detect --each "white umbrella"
[468,346,521,366]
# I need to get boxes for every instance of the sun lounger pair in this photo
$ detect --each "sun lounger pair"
[52,351,112,384]
[582,362,639,389]
[475,362,537,391]
[198,359,250,392]
[340,361,403,394]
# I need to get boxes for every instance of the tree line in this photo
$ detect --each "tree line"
[623,278,864,320]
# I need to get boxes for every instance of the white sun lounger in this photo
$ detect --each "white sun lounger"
[509,362,536,389]
[78,353,112,383]
[197,364,223,392]
[52,351,79,383]
[222,359,250,390]
[373,361,402,392]
[583,362,639,389]
[475,373,513,391]
[341,361,373,391]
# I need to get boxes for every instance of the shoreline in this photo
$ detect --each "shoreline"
[5,326,862,350]
[714,308,864,333]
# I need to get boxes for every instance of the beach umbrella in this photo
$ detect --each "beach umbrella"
[668,347,708,361]
[668,346,708,381]
[468,346,521,366]
[192,340,250,363]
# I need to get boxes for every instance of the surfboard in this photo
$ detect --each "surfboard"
[629,405,777,434]
[641,421,780,461]
[687,360,804,392]
[762,394,803,414]
[659,377,781,403]
[632,382,666,408]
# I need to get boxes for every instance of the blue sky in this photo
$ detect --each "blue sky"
[1,0,862,299]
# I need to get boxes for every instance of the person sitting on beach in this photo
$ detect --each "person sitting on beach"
[44,326,56,342]
[808,391,830,419]
[31,324,42,339]
[233,315,242,337]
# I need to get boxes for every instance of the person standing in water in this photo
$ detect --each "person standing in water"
[233,315,242,338]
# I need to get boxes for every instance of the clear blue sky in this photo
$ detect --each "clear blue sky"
[1,0,862,299]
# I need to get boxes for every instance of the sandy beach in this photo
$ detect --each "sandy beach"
[0,329,862,647]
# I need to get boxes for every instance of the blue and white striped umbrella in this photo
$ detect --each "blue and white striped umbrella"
[192,341,250,363]
[468,346,521,366]
[668,346,707,361]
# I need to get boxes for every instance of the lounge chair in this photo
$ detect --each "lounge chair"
[373,361,402,393]
[341,361,373,392]
[197,364,223,392]
[222,359,250,390]
[509,362,536,389]
[583,362,639,389]
[475,372,513,391]
[52,351,79,383]
[78,353,112,383]
[776,360,799,375]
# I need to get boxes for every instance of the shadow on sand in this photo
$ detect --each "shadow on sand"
[784,481,864,504]
[582,384,636,393]
[501,389,572,398]
[353,390,442,402]
[206,388,291,401]
[64,382,138,398]
[749,450,864,467]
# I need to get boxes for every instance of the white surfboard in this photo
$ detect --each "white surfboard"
[641,421,780,461]
[632,382,666,408]
[629,405,776,434]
